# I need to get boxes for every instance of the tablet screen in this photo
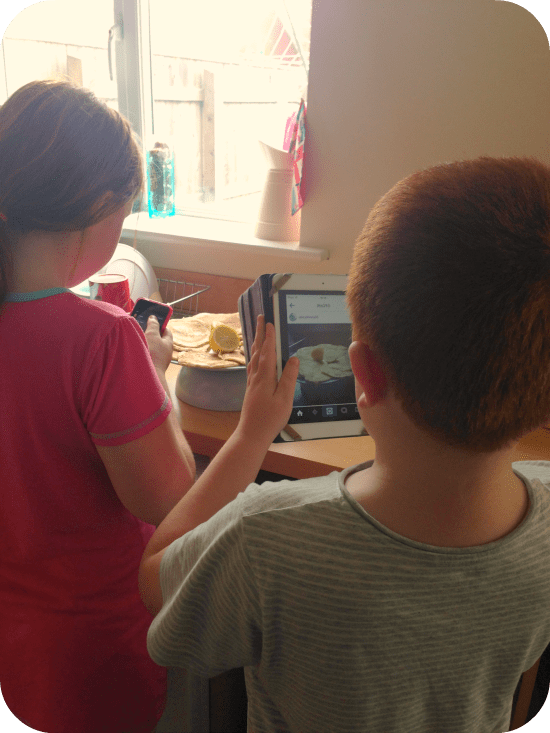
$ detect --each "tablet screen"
[278,290,359,425]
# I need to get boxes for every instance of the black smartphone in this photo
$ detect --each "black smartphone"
[130,298,173,335]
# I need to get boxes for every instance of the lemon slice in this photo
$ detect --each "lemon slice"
[209,323,240,353]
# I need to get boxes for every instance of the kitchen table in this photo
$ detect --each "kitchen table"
[166,363,550,477]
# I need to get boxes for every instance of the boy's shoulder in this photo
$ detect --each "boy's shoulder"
[235,464,371,541]
[240,470,345,519]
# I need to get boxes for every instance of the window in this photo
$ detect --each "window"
[117,0,312,222]
[1,0,312,227]
[1,0,117,108]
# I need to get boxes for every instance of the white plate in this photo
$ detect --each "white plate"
[70,244,158,301]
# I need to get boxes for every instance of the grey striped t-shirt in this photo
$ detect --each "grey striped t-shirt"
[148,460,550,733]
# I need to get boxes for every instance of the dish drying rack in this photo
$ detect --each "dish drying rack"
[157,278,210,318]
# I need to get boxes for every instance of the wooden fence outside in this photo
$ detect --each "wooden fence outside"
[2,37,302,210]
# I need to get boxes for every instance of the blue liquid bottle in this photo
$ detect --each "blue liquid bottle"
[146,140,175,218]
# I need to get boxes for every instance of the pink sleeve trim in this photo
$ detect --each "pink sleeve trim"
[90,392,171,444]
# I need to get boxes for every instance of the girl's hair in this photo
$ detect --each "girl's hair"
[0,79,144,303]
[347,156,550,452]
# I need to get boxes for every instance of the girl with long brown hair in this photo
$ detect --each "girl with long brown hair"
[0,80,195,733]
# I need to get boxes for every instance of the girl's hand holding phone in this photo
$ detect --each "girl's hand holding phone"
[131,298,173,334]
[144,315,174,372]
[237,315,299,446]
[130,298,175,372]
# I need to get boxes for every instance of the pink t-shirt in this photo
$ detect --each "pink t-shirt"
[0,288,171,733]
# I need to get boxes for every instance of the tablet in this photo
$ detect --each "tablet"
[272,274,364,441]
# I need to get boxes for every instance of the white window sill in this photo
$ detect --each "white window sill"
[121,213,329,262]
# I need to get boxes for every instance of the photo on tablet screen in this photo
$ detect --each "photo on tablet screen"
[277,290,358,425]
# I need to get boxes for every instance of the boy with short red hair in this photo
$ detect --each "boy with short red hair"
[141,156,550,733]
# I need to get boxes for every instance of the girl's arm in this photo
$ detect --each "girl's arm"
[139,315,299,615]
[97,316,196,527]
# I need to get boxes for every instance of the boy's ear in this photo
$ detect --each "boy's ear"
[349,341,387,406]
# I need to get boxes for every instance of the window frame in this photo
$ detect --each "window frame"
[114,0,326,270]
[113,0,152,158]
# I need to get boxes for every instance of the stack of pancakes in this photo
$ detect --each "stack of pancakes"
[295,344,352,383]
[170,313,246,369]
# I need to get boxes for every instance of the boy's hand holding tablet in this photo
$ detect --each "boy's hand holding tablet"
[238,314,300,447]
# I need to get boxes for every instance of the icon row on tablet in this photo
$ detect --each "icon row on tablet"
[291,405,358,422]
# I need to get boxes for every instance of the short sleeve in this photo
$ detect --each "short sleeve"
[79,315,171,446]
[147,493,262,677]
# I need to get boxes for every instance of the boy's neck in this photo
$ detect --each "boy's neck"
[345,439,529,548]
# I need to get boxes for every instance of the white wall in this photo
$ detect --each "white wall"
[297,0,550,276]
